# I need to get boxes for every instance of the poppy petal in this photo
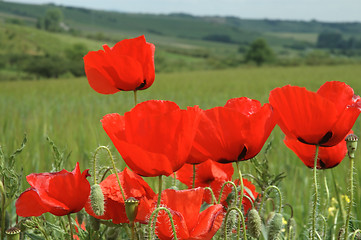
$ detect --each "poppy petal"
[189,204,224,240]
[15,188,51,217]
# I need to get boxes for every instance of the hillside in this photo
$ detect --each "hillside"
[1,1,361,81]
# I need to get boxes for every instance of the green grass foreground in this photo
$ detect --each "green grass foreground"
[1,64,361,236]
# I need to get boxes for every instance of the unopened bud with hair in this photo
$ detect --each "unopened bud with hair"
[247,208,261,238]
[268,213,283,240]
[90,184,105,216]
[286,217,297,240]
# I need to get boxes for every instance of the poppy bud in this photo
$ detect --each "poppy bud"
[345,134,358,158]
[125,197,139,225]
[247,208,262,238]
[267,213,283,240]
[286,217,297,240]
[5,227,21,240]
[89,184,105,216]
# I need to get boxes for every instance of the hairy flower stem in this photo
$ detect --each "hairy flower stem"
[259,185,282,213]
[93,146,126,201]
[133,90,138,106]
[344,155,355,239]
[311,145,320,240]
[224,207,247,240]
[148,207,178,240]
[67,214,74,240]
[235,162,244,210]
[204,187,217,205]
[217,181,238,205]
[192,165,196,188]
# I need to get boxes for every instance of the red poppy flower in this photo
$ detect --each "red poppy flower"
[269,81,361,147]
[188,97,275,164]
[84,35,155,94]
[284,132,350,169]
[101,100,201,177]
[155,188,224,240]
[16,162,90,217]
[175,159,234,203]
[85,167,156,224]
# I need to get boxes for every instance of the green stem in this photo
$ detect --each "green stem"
[148,207,178,240]
[224,207,247,240]
[344,156,354,239]
[130,224,135,240]
[259,185,283,213]
[217,181,238,205]
[173,172,177,186]
[157,175,163,208]
[235,162,244,210]
[192,164,196,189]
[1,180,5,240]
[323,172,330,217]
[93,146,126,201]
[204,187,217,205]
[133,90,138,106]
[311,145,320,240]
[67,214,74,240]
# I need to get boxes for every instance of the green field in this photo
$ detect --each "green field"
[1,64,361,237]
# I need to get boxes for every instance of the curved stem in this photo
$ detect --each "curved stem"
[345,156,354,239]
[192,164,196,189]
[351,229,361,240]
[259,185,283,213]
[93,146,126,201]
[224,207,247,240]
[217,181,238,205]
[148,207,178,240]
[311,145,320,240]
[235,162,244,210]
[243,195,254,209]
[204,187,217,205]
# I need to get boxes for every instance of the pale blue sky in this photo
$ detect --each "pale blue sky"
[5,0,361,22]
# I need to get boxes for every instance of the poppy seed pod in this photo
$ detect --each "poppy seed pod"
[90,184,105,216]
[5,227,21,240]
[345,133,358,158]
[124,197,140,225]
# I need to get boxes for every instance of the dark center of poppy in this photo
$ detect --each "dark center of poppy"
[237,146,248,161]
[319,159,326,169]
[318,131,333,145]
[297,131,333,146]
[136,80,147,90]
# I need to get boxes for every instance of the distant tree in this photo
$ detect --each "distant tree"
[43,8,63,32]
[316,31,344,49]
[244,38,274,66]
